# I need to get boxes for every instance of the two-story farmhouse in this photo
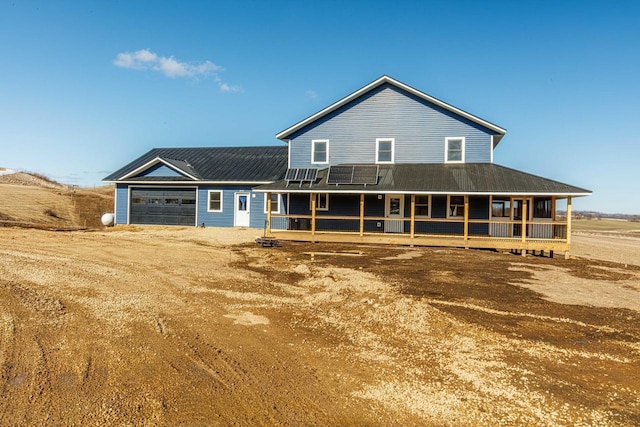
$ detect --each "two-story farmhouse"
[105,75,590,256]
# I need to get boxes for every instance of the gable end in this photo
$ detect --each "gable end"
[277,75,506,142]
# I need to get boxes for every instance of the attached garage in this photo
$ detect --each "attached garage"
[130,188,196,226]
[105,146,289,227]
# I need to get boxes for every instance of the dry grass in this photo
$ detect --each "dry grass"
[0,171,68,189]
[573,219,640,235]
[0,182,114,229]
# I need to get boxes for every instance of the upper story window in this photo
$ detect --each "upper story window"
[312,140,329,164]
[264,193,280,214]
[208,190,222,212]
[376,138,394,163]
[445,137,465,163]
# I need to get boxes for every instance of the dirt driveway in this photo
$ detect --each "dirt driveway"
[572,232,640,266]
[0,226,639,426]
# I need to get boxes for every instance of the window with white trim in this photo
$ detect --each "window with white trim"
[415,195,431,217]
[312,140,329,164]
[208,190,223,212]
[376,138,394,163]
[264,193,280,214]
[447,195,465,218]
[310,193,329,211]
[445,137,465,163]
[491,197,511,218]
[533,197,552,218]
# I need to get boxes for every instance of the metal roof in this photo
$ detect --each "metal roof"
[276,75,507,143]
[104,146,288,183]
[254,163,592,196]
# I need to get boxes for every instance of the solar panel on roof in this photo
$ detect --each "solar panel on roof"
[285,168,319,182]
[327,165,354,184]
[351,165,379,185]
[285,168,297,181]
[294,168,307,181]
[304,168,318,181]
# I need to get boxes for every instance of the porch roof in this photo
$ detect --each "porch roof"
[254,163,591,197]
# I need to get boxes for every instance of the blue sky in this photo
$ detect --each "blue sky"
[1,1,639,214]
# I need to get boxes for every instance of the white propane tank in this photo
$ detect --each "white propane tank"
[101,213,115,226]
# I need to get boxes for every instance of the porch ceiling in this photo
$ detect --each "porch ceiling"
[254,163,591,197]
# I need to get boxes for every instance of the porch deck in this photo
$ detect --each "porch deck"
[269,230,568,252]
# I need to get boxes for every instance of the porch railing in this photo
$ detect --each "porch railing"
[269,214,568,241]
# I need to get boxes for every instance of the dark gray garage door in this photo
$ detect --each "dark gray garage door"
[130,188,196,226]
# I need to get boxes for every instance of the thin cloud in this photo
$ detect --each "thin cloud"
[113,49,158,69]
[220,83,242,93]
[114,49,240,91]
[213,75,242,93]
[306,89,318,99]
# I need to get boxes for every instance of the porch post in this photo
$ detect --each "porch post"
[359,193,365,237]
[565,196,572,259]
[521,199,527,256]
[463,195,469,249]
[410,194,416,245]
[311,192,317,242]
[266,192,272,236]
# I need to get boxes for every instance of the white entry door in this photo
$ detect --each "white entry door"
[384,194,404,233]
[234,193,250,227]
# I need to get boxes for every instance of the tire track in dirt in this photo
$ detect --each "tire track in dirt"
[141,308,334,425]
[0,311,17,424]
[0,278,63,425]
[27,337,54,424]
[0,229,353,425]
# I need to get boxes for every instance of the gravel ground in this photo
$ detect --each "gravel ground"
[0,226,638,426]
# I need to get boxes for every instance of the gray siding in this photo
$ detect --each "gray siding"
[197,186,285,228]
[198,185,250,227]
[251,192,286,229]
[469,196,490,235]
[116,184,286,228]
[115,184,129,224]
[137,163,183,178]
[289,83,494,168]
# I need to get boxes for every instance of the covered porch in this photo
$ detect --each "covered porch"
[256,163,589,257]
[265,192,575,257]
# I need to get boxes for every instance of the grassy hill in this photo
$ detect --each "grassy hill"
[0,169,114,229]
